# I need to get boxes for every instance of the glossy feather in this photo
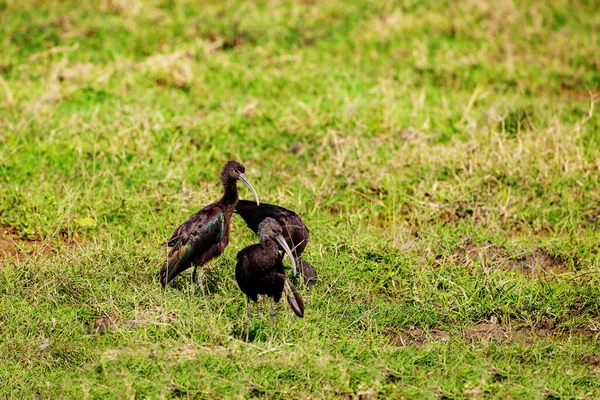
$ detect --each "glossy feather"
[160,160,258,287]
[235,200,317,287]
[235,200,309,256]
[236,240,304,317]
[160,205,227,286]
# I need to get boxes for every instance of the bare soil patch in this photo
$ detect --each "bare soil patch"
[84,315,116,335]
[0,225,53,262]
[441,238,569,276]
[394,328,448,347]
[509,249,569,275]
[394,322,596,348]
[582,355,600,366]
[0,224,80,263]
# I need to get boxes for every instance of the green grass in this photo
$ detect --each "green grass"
[1,0,599,398]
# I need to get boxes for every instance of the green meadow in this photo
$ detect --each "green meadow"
[1,0,599,398]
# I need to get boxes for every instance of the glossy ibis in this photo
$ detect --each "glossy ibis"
[160,160,259,288]
[235,200,317,288]
[236,218,304,342]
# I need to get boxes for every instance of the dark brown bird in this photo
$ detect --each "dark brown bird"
[235,218,304,342]
[235,200,317,287]
[160,161,259,288]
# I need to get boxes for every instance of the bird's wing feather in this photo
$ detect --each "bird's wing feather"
[175,207,225,261]
[160,207,225,286]
[235,200,309,256]
[234,200,289,233]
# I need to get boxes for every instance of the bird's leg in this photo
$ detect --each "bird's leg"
[258,296,264,318]
[197,265,205,294]
[269,300,275,344]
[190,266,197,295]
[246,297,252,343]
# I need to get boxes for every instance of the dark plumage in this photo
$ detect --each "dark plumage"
[235,200,317,288]
[236,218,304,342]
[160,161,259,288]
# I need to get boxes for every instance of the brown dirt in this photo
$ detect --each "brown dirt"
[462,323,555,344]
[582,355,600,366]
[83,315,116,335]
[394,328,449,347]
[436,202,479,226]
[394,322,596,348]
[0,224,80,263]
[0,225,53,262]
[508,249,569,275]
[171,388,194,399]
[441,238,569,276]
[337,391,376,400]
[247,384,271,400]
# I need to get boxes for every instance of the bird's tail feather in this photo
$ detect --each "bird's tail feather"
[283,277,304,317]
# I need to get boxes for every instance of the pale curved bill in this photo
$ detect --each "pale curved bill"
[275,235,297,276]
[237,173,260,205]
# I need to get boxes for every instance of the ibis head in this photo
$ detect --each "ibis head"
[258,218,297,276]
[221,160,259,205]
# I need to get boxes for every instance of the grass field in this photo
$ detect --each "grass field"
[1,0,599,398]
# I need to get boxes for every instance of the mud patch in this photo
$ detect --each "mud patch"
[462,323,511,344]
[582,355,600,366]
[508,249,568,275]
[0,224,80,263]
[0,225,53,262]
[394,322,595,348]
[462,323,553,344]
[441,238,568,276]
[394,328,449,347]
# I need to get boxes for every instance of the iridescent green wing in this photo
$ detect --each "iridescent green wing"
[174,207,225,263]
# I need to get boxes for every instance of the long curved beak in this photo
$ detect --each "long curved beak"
[275,234,297,276]
[237,172,260,205]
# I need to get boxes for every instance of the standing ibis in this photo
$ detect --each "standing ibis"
[235,218,304,342]
[235,200,317,288]
[160,160,259,288]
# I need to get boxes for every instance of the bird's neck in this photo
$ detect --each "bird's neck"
[220,178,239,206]
[260,239,278,251]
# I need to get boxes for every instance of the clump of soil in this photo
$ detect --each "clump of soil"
[582,355,600,366]
[84,316,115,335]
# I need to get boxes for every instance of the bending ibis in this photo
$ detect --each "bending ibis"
[235,200,317,288]
[235,218,304,342]
[160,160,259,288]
